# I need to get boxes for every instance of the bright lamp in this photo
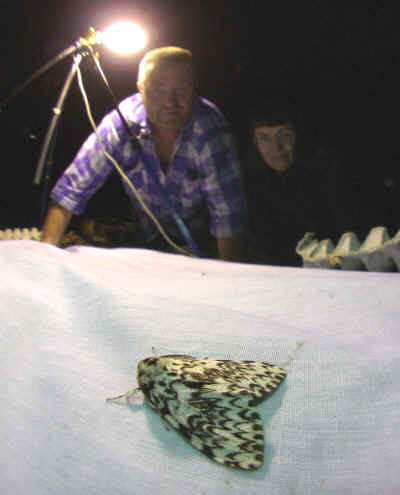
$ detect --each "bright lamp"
[98,22,147,54]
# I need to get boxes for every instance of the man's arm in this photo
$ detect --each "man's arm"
[40,201,73,246]
[216,235,246,262]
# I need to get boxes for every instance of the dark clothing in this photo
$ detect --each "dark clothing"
[244,148,348,266]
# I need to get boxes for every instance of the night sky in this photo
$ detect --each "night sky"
[1,1,399,234]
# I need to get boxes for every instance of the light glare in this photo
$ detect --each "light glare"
[100,22,146,54]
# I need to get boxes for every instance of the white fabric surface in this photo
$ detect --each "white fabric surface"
[1,240,399,495]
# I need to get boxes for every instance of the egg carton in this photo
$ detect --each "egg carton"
[296,226,400,272]
[0,227,42,241]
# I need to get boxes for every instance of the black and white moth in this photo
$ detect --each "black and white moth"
[107,355,286,470]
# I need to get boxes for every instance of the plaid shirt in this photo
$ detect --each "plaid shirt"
[51,94,248,243]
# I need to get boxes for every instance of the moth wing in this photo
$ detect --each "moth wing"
[160,359,286,470]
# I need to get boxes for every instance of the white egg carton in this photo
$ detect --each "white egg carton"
[0,227,42,241]
[296,226,400,272]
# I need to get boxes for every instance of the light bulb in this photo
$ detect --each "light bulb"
[99,22,146,54]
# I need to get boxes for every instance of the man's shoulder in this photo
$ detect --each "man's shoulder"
[118,93,146,124]
[192,97,228,132]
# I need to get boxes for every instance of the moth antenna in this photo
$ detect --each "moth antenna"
[106,387,140,402]
[106,393,128,402]
[282,340,306,367]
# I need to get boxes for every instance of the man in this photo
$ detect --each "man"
[41,47,248,260]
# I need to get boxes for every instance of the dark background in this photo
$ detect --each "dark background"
[1,1,399,236]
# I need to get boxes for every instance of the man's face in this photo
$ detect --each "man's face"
[138,62,194,132]
[253,123,296,174]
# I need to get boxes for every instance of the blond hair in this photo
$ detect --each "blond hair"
[137,46,193,87]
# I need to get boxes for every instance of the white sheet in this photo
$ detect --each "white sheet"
[1,241,399,494]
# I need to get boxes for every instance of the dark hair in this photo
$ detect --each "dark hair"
[247,99,300,135]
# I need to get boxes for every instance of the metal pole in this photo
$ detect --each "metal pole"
[33,54,82,186]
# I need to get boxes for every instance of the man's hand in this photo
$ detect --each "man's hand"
[41,201,73,246]
[216,235,246,262]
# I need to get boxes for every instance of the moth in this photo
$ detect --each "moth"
[107,355,286,470]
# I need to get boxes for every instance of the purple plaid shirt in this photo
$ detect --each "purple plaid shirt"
[51,93,248,242]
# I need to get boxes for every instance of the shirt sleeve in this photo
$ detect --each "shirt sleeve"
[199,121,249,238]
[50,111,125,215]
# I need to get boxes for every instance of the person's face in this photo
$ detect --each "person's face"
[138,62,194,133]
[253,123,296,174]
